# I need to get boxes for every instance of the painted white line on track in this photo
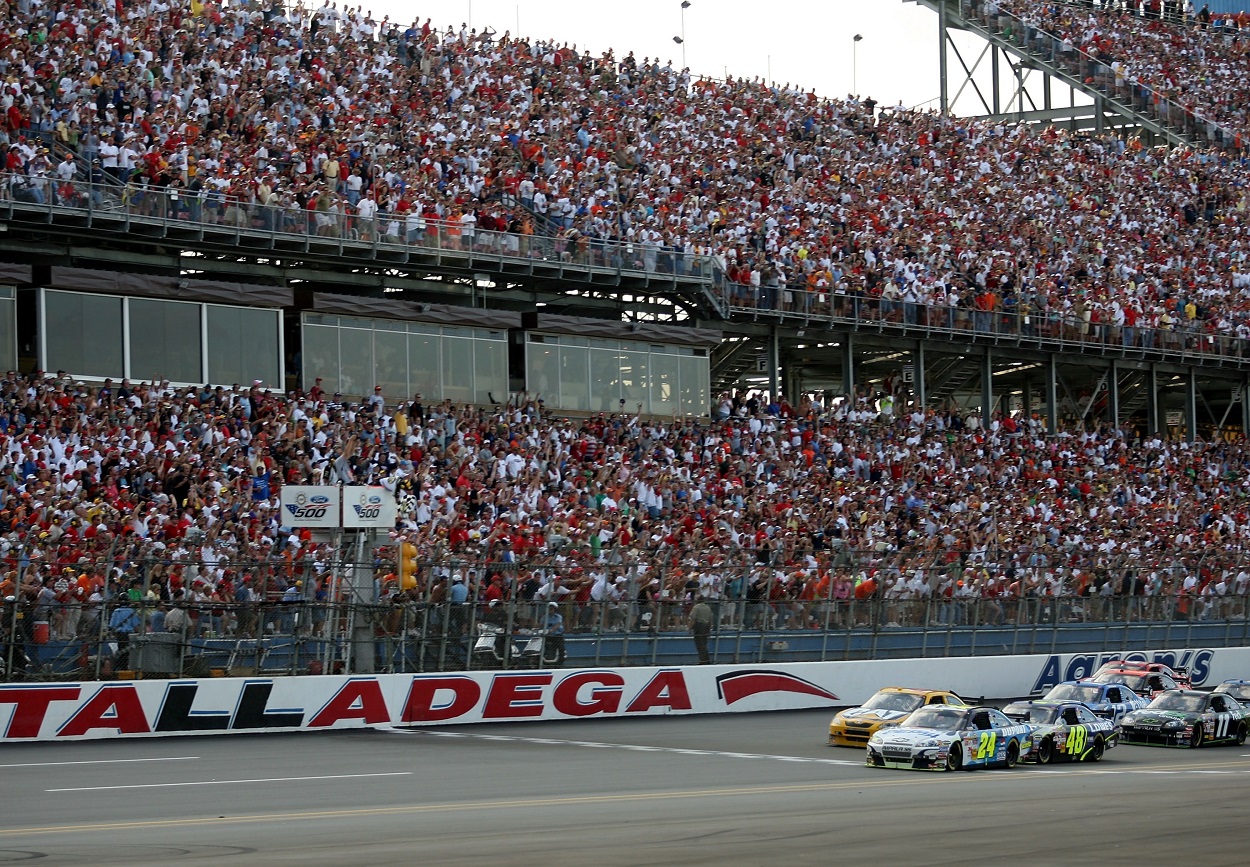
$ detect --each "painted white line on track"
[47,772,412,793]
[401,730,865,766]
[0,757,200,769]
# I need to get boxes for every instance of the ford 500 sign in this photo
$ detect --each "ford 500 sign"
[342,486,397,528]
[280,486,341,528]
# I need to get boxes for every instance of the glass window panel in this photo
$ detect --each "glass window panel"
[527,344,558,400]
[619,350,648,412]
[589,348,621,412]
[0,295,16,373]
[558,346,589,411]
[649,352,679,417]
[441,336,473,403]
[409,331,440,400]
[301,323,341,395]
[338,328,373,400]
[373,328,408,405]
[129,298,202,384]
[44,291,123,378]
[208,306,280,388]
[473,339,507,406]
[679,355,710,417]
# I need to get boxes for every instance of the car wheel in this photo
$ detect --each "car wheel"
[1236,724,1248,746]
[946,745,962,772]
[1090,737,1105,762]
[1004,740,1020,769]
[1189,725,1205,749]
[1036,737,1055,765]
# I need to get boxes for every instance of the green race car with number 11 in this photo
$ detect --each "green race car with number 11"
[1118,689,1248,748]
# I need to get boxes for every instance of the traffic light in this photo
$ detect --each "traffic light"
[399,541,419,592]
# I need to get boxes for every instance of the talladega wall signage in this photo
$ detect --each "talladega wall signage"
[0,666,840,742]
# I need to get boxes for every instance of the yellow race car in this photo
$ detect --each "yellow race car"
[828,687,968,747]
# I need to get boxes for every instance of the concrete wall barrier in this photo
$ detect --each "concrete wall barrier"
[2,645,1243,742]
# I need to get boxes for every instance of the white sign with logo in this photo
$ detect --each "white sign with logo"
[342,486,398,528]
[279,485,341,528]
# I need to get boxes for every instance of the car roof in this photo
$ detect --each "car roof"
[1101,662,1176,674]
[879,687,957,696]
[1158,689,1206,698]
[1056,680,1108,689]
[1219,679,1250,686]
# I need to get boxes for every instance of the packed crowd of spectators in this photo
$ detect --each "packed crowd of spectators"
[2,366,1250,673]
[0,1,1248,344]
[985,0,1250,140]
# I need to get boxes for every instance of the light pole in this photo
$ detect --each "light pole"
[853,34,863,96]
[680,0,690,69]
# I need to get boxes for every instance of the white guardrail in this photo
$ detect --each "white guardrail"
[1,646,1245,742]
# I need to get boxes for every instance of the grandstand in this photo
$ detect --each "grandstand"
[3,0,1250,678]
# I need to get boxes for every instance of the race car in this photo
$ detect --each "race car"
[866,705,1036,771]
[1091,660,1191,691]
[828,687,967,747]
[1086,667,1180,699]
[1118,689,1249,748]
[1036,680,1149,723]
[1000,700,1118,763]
[1211,679,1250,705]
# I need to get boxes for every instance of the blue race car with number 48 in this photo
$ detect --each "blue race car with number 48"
[1000,701,1119,763]
[867,705,1036,771]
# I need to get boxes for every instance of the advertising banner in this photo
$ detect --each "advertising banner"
[279,486,340,528]
[341,486,398,528]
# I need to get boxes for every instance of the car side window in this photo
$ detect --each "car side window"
[929,695,946,705]
[1211,696,1227,713]
[973,712,992,730]
[1061,708,1080,725]
[1106,688,1121,702]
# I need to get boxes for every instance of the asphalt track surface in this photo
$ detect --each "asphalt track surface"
[3,709,1249,866]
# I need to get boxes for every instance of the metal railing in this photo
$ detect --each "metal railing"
[7,554,1250,681]
[963,0,1242,149]
[721,284,1250,365]
[0,171,717,284]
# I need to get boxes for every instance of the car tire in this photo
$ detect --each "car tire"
[1189,725,1205,749]
[1090,737,1105,762]
[1004,740,1020,769]
[1036,737,1055,765]
[1236,724,1247,746]
[946,745,962,772]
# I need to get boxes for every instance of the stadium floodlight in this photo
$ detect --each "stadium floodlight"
[673,36,683,44]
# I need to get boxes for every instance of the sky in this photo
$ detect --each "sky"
[362,0,965,112]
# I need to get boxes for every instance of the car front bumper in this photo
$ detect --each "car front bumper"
[866,746,946,770]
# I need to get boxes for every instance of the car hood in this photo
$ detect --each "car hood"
[871,727,957,745]
[1124,710,1196,724]
[837,707,916,723]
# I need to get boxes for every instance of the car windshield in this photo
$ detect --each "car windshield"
[1045,684,1104,703]
[1093,673,1147,691]
[1150,694,1204,713]
[905,707,967,730]
[1217,684,1250,702]
[861,692,925,713]
[1021,705,1064,725]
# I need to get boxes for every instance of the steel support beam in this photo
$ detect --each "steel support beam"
[1185,368,1198,443]
[914,342,927,409]
[1046,354,1058,433]
[981,349,993,424]
[842,335,855,399]
[1108,360,1120,430]
[1146,364,1159,436]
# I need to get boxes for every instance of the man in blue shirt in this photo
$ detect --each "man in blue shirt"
[109,598,140,669]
